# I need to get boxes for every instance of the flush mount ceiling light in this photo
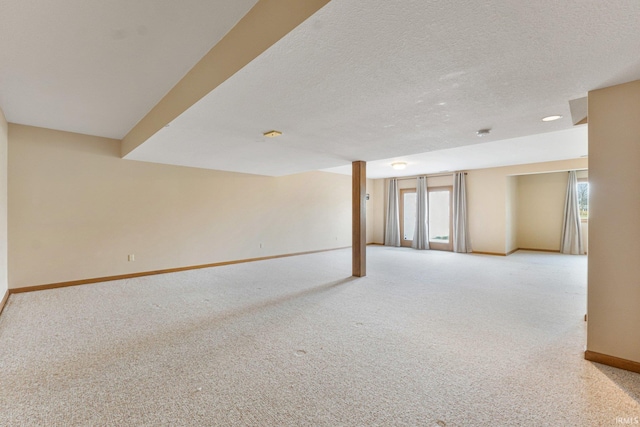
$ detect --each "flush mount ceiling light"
[476,128,491,137]
[263,130,282,138]
[391,162,407,170]
[542,115,563,122]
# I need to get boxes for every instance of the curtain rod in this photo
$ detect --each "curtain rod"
[394,172,467,181]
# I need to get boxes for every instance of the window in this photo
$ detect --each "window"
[577,181,589,220]
[402,191,416,242]
[428,190,450,243]
[427,186,453,251]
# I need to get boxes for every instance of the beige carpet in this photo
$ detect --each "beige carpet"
[0,247,638,426]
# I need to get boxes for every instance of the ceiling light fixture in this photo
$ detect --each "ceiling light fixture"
[542,115,563,122]
[476,128,491,137]
[263,130,282,138]
[391,162,407,170]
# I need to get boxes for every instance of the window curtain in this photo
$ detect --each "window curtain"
[412,176,429,249]
[453,172,472,253]
[560,171,584,255]
[384,178,401,247]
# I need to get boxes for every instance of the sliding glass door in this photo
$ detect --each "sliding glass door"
[399,186,453,251]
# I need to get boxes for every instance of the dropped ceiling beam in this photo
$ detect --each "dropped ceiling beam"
[121,0,331,157]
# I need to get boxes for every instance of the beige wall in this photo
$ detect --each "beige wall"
[587,80,640,363]
[365,178,378,244]
[467,167,508,254]
[0,108,7,298]
[370,179,384,244]
[516,172,567,251]
[394,175,453,191]
[505,176,518,253]
[466,158,588,254]
[516,171,589,252]
[8,124,357,289]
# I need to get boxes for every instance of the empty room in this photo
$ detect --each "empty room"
[1,1,639,426]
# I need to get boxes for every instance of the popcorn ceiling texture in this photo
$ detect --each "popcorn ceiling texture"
[0,247,638,426]
[131,0,640,175]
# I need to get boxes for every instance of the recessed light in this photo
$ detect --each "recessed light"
[542,115,563,122]
[391,162,407,170]
[263,130,282,138]
[476,128,491,137]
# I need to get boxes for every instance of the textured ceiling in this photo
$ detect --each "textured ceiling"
[2,1,640,176]
[323,126,588,179]
[0,0,258,138]
[127,0,640,176]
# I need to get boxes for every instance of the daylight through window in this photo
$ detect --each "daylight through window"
[577,181,589,220]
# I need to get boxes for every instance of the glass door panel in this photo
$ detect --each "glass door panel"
[403,192,416,241]
[428,187,453,251]
[399,189,416,247]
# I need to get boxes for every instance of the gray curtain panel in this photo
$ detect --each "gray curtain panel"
[384,178,401,247]
[412,176,429,249]
[453,172,472,253]
[560,171,584,255]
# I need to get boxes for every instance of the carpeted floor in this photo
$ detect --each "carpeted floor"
[0,247,638,426]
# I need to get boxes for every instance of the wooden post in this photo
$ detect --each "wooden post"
[352,161,366,277]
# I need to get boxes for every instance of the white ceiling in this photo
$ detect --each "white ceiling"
[2,1,640,176]
[0,0,258,138]
[323,125,588,179]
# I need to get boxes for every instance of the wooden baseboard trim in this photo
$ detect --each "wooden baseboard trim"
[9,246,351,294]
[585,350,640,374]
[472,251,506,256]
[457,247,579,257]
[0,289,9,316]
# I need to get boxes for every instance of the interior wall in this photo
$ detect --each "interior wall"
[587,79,640,364]
[516,172,567,251]
[466,167,507,254]
[365,178,376,244]
[516,171,589,253]
[0,108,7,299]
[505,176,518,254]
[370,179,384,244]
[8,124,354,289]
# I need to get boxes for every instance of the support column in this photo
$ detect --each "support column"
[352,161,366,277]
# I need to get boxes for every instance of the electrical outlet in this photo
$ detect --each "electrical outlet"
[128,254,135,262]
